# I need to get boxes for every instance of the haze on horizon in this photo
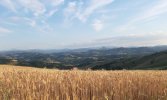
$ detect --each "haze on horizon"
[0,0,167,50]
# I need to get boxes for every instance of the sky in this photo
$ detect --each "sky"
[0,0,167,50]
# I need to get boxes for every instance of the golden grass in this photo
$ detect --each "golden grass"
[0,65,167,100]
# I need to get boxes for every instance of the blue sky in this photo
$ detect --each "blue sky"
[0,0,167,50]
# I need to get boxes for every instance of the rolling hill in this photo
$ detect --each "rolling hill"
[1,46,167,70]
[93,50,167,70]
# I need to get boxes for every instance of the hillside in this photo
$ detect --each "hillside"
[132,51,167,69]
[1,46,167,70]
[93,50,167,70]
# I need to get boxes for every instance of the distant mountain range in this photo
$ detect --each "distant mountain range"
[1,45,167,70]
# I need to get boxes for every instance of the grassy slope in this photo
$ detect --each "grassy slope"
[132,51,167,69]
[92,51,167,70]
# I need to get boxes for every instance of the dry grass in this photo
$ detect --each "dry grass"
[0,65,167,100]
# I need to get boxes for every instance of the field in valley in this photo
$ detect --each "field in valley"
[0,65,167,100]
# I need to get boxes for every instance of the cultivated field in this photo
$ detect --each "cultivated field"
[0,65,167,100]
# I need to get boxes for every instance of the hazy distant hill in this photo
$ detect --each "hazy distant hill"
[1,46,167,70]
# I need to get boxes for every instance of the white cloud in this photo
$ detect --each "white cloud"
[0,27,11,33]
[0,0,16,12]
[94,31,167,47]
[134,0,167,22]
[9,15,55,34]
[23,18,53,33]
[10,16,36,27]
[92,19,103,32]
[0,0,64,17]
[64,2,77,16]
[77,0,114,22]
[46,9,58,17]
[63,0,114,23]
[116,0,167,33]
[63,1,77,25]
[64,31,167,48]
[45,0,64,17]
[50,0,64,7]
[17,0,46,16]
[26,18,36,27]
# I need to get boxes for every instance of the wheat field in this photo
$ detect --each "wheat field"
[0,65,167,100]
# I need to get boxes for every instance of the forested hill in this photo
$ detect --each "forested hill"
[92,50,167,70]
[1,46,167,70]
